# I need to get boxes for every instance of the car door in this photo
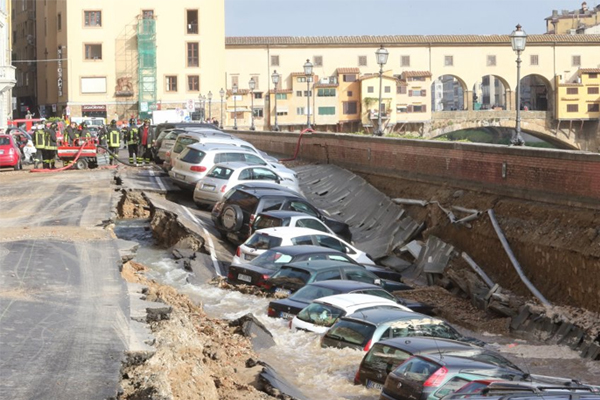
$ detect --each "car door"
[344,269,378,284]
[282,200,322,218]
[313,268,343,282]
[248,167,280,183]
[241,153,269,166]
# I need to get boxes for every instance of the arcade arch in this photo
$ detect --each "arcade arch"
[431,75,468,111]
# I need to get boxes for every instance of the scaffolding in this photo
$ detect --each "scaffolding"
[137,18,157,120]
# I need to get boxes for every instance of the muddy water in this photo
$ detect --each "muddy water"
[115,221,600,400]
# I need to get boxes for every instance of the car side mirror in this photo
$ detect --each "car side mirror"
[374,278,382,286]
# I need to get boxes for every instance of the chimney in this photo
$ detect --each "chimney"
[582,2,588,12]
[552,10,559,17]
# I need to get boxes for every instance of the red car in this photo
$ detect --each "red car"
[0,134,23,170]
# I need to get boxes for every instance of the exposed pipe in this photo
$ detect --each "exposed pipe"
[487,209,551,306]
[279,128,314,162]
[392,198,429,207]
[461,252,495,288]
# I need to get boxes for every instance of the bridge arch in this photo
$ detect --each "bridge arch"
[520,74,553,114]
[472,74,512,111]
[431,74,468,111]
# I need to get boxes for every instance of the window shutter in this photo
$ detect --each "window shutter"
[421,89,426,96]
[409,90,412,97]
[408,105,413,112]
[423,105,427,112]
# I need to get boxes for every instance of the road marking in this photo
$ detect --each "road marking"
[148,170,167,192]
[181,206,224,277]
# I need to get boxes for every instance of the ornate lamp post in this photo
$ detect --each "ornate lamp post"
[510,24,527,146]
[202,95,206,122]
[249,78,256,130]
[271,70,280,132]
[232,83,238,130]
[219,88,225,128]
[207,91,212,121]
[375,45,389,136]
[303,59,313,129]
[198,92,202,120]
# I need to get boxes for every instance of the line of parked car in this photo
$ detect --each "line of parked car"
[157,123,600,400]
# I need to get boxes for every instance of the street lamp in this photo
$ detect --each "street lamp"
[510,24,527,146]
[198,92,202,120]
[249,78,256,130]
[202,95,206,122]
[207,91,212,121]
[232,83,238,130]
[271,70,280,131]
[219,88,225,129]
[303,59,313,129]
[375,45,389,136]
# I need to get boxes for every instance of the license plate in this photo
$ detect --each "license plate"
[238,273,252,283]
[244,253,256,261]
[280,312,293,319]
[172,173,184,180]
[366,380,384,391]
[275,288,291,296]
[0,150,4,154]
[202,184,215,191]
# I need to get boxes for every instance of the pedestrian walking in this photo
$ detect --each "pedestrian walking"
[107,120,121,165]
[137,119,153,165]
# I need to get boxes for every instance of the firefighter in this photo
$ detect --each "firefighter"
[64,121,79,145]
[79,122,92,141]
[137,119,153,165]
[33,123,46,168]
[45,122,58,169]
[124,121,139,165]
[107,120,121,165]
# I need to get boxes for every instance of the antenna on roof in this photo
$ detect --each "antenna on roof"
[433,337,444,360]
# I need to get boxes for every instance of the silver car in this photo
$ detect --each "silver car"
[169,143,297,191]
[193,162,302,207]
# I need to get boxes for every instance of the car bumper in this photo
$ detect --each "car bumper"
[0,154,19,167]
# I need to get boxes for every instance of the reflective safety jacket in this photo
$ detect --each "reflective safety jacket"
[108,126,121,148]
[35,129,47,149]
[45,128,58,150]
[126,128,138,145]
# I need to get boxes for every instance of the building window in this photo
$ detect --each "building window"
[444,55,453,66]
[276,93,287,100]
[253,108,264,118]
[142,10,154,19]
[296,107,306,115]
[84,44,102,60]
[343,74,357,82]
[271,55,279,66]
[317,88,336,97]
[231,75,239,87]
[57,13,62,30]
[187,10,198,34]
[384,86,391,93]
[187,42,199,67]
[589,73,598,79]
[367,86,374,93]
[567,104,579,112]
[318,106,335,115]
[343,101,357,115]
[313,56,323,67]
[588,87,599,95]
[296,91,303,97]
[188,75,199,91]
[347,90,353,97]
[410,89,426,97]
[401,55,410,67]
[397,105,408,113]
[254,92,263,99]
[84,11,101,27]
[397,86,407,94]
[303,90,312,97]
[165,76,178,92]
[487,55,496,66]
[588,103,600,112]
[412,105,427,113]
[276,110,288,116]
[530,55,539,66]
[566,87,579,95]
[572,55,581,67]
[358,56,367,66]
[297,77,306,83]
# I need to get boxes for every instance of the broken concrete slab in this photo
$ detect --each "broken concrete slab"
[259,362,310,400]
[400,240,423,260]
[116,238,140,262]
[229,313,276,352]
[186,253,219,285]
[379,255,412,272]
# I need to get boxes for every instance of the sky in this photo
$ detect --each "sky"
[225,0,594,36]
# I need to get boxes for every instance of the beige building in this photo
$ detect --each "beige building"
[11,0,35,119]
[1,0,16,128]
[556,68,600,121]
[546,2,600,34]
[35,0,225,122]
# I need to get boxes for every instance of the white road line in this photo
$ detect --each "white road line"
[148,170,167,192]
[182,206,224,277]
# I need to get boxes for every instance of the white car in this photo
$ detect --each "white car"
[193,162,301,207]
[290,293,411,334]
[169,143,297,190]
[232,227,374,266]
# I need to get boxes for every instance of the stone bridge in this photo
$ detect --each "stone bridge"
[425,111,600,151]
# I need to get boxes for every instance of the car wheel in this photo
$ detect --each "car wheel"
[220,204,244,232]
[74,158,89,170]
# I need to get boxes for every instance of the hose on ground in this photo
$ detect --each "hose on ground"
[280,128,314,162]
[30,142,88,173]
[97,145,145,167]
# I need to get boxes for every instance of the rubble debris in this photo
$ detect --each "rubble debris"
[229,313,276,351]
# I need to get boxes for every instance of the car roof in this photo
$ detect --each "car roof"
[267,245,347,256]
[314,293,399,308]
[342,308,425,325]
[187,142,247,151]
[257,210,318,219]
[282,259,364,272]
[211,162,271,170]
[253,226,330,238]
[415,354,514,371]
[374,336,479,353]
[305,279,382,291]
[233,182,301,196]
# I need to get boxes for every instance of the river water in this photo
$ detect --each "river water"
[116,220,600,400]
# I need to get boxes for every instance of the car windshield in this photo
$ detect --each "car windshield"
[297,303,344,327]
[163,130,181,140]
[244,233,283,250]
[364,343,412,374]
[207,166,233,179]
[325,319,376,346]
[180,148,206,164]
[250,250,294,269]
[173,137,199,154]
[388,320,462,341]
[359,289,396,301]
[289,285,337,302]
[253,215,286,231]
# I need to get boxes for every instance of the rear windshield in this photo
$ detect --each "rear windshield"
[434,377,472,398]
[364,343,412,374]
[208,166,233,179]
[273,267,311,284]
[253,215,287,231]
[325,319,376,347]
[163,130,181,140]
[358,289,396,301]
[388,321,461,341]
[222,189,259,212]
[180,148,206,164]
[0,137,10,145]
[394,357,440,383]
[250,250,293,269]
[290,285,337,302]
[244,233,283,250]
[297,303,344,327]
[173,136,199,154]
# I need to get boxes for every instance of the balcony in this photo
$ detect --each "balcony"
[0,66,16,92]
